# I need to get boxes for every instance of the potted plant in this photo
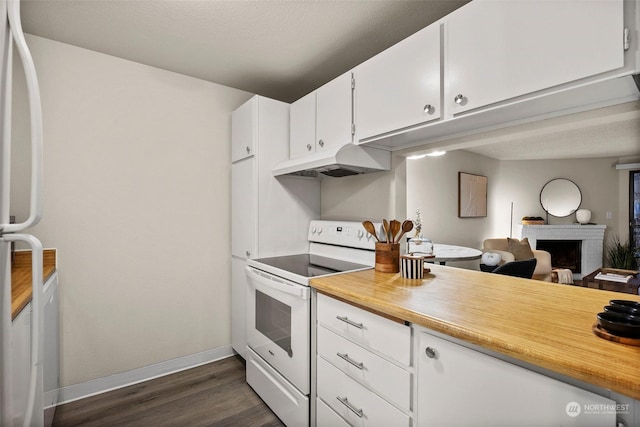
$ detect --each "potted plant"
[605,235,638,271]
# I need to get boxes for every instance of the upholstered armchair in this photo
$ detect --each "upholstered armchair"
[482,238,552,282]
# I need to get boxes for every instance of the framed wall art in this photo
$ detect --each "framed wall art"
[458,172,487,218]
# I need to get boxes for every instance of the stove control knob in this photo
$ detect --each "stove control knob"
[317,226,323,235]
[357,229,364,239]
[311,226,317,234]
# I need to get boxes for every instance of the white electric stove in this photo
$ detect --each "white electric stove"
[245,220,378,426]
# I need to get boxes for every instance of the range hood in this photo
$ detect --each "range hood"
[272,144,391,178]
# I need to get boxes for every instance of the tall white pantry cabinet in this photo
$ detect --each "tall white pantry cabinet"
[230,95,319,358]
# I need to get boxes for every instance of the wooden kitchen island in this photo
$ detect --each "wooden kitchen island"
[310,264,640,426]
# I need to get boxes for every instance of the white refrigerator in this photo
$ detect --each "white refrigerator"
[1,0,46,426]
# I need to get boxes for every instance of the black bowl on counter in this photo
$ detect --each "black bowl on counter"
[604,304,640,316]
[597,311,640,338]
[610,299,640,310]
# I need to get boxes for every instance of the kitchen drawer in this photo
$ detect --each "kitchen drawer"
[318,325,411,412]
[317,397,350,427]
[317,293,411,366]
[317,357,410,427]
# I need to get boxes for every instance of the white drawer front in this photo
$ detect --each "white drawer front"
[317,397,350,427]
[317,293,411,366]
[318,326,411,412]
[317,357,410,427]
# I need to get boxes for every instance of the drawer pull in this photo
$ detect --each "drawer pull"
[336,315,363,329]
[336,396,364,418]
[337,352,364,370]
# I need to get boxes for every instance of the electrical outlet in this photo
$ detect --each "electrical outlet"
[606,211,613,220]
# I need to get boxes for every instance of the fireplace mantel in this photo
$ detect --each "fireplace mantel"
[515,224,606,280]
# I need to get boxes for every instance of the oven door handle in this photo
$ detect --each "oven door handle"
[246,266,310,300]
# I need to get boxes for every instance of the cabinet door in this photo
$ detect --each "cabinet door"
[231,157,256,258]
[417,331,616,426]
[356,24,441,141]
[231,257,247,358]
[231,97,256,162]
[446,0,624,115]
[316,71,353,151]
[42,275,59,408]
[11,304,31,426]
[290,91,317,159]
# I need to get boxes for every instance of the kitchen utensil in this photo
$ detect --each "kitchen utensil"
[375,242,400,273]
[604,304,640,316]
[362,220,380,242]
[396,220,414,244]
[383,219,390,243]
[390,220,400,243]
[610,300,640,310]
[596,312,640,338]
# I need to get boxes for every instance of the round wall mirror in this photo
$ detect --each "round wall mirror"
[540,178,581,217]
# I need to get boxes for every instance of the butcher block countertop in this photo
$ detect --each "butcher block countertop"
[11,249,57,320]
[310,264,640,400]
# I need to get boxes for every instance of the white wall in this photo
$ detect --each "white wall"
[11,35,252,387]
[321,154,406,222]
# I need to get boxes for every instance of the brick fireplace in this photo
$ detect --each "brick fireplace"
[516,224,606,280]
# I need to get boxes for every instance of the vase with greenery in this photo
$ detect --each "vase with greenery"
[605,235,638,270]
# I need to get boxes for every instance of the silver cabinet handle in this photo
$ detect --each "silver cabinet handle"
[336,315,363,329]
[336,396,364,418]
[454,94,465,105]
[318,139,325,147]
[306,143,312,151]
[423,104,433,114]
[337,352,364,370]
[245,146,251,154]
[425,346,437,359]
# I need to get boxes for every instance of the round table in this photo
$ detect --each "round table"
[429,244,482,265]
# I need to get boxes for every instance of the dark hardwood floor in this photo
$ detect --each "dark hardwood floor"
[52,356,284,426]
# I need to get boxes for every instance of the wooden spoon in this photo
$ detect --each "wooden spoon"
[396,220,414,244]
[382,219,390,243]
[362,220,380,242]
[390,220,401,243]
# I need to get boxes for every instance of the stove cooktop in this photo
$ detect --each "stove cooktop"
[252,254,369,279]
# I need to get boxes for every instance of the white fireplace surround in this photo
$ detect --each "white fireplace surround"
[516,224,606,280]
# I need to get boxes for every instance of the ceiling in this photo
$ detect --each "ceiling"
[21,0,468,103]
[19,0,640,161]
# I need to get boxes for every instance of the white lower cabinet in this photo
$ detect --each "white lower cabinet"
[317,326,411,412]
[317,358,410,427]
[11,301,32,426]
[315,293,412,426]
[316,397,350,427]
[416,330,617,427]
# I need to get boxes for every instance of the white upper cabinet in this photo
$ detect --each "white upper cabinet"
[231,98,256,162]
[445,0,625,115]
[316,71,353,150]
[355,23,441,142]
[290,71,353,159]
[290,91,316,159]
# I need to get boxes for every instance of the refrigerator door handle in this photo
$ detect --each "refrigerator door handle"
[2,233,42,427]
[1,0,43,234]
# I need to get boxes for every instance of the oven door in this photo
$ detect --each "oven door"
[246,266,311,394]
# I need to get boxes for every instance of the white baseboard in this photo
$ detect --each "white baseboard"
[56,345,236,406]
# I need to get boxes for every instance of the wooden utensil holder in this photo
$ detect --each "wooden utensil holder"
[375,242,400,273]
